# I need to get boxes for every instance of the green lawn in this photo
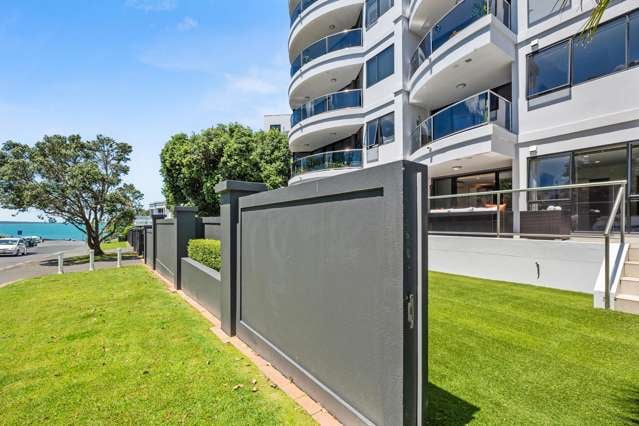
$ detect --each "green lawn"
[0,267,314,425]
[428,271,639,425]
[101,240,130,251]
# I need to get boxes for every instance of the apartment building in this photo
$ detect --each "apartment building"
[287,0,639,231]
[263,114,292,134]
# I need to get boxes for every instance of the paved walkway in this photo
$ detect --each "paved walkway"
[0,250,143,287]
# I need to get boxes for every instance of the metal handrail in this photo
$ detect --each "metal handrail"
[604,185,626,309]
[411,89,511,139]
[291,89,363,128]
[290,28,363,76]
[428,180,628,310]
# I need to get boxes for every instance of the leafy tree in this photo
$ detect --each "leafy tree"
[0,135,143,255]
[160,124,290,216]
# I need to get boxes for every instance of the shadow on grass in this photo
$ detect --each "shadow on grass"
[616,385,639,425]
[427,383,479,425]
[39,253,141,267]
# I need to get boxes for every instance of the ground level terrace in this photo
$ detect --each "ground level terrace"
[1,267,637,424]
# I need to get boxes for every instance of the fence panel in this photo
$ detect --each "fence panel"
[155,219,176,283]
[202,217,222,240]
[234,161,428,425]
[144,226,154,266]
[181,258,222,318]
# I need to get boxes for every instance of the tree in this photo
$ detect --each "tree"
[0,135,143,255]
[160,124,290,216]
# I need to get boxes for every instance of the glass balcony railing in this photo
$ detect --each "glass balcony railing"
[411,90,512,152]
[290,28,363,77]
[290,0,319,27]
[292,149,363,177]
[291,89,362,128]
[409,0,512,76]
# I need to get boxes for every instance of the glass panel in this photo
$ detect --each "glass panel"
[629,200,639,233]
[432,0,487,52]
[291,108,302,127]
[290,54,302,77]
[488,92,512,130]
[377,45,395,83]
[498,170,513,209]
[303,38,327,64]
[572,18,626,84]
[379,0,393,16]
[330,90,362,110]
[313,97,327,115]
[629,12,639,67]
[366,120,378,148]
[432,92,488,140]
[327,29,362,52]
[528,153,571,207]
[366,0,378,27]
[528,0,569,25]
[527,40,570,97]
[366,56,378,87]
[574,146,627,231]
[292,150,363,177]
[380,113,395,144]
[631,144,639,195]
[410,33,431,76]
[432,178,454,209]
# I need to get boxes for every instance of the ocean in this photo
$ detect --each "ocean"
[0,222,86,241]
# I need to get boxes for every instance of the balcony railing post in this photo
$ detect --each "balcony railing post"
[621,185,626,245]
[605,234,611,309]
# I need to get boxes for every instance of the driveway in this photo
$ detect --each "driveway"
[0,240,87,271]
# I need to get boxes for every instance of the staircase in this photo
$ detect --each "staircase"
[616,247,639,314]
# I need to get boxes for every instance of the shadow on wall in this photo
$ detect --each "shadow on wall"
[427,383,479,425]
[616,385,639,424]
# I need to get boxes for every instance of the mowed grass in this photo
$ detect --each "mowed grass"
[428,271,639,425]
[101,241,130,251]
[0,267,314,425]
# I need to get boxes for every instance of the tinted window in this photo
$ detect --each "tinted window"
[527,40,570,97]
[630,12,639,67]
[366,120,378,148]
[366,0,393,27]
[529,154,571,188]
[572,18,626,84]
[528,0,570,25]
[380,113,395,143]
[366,45,394,87]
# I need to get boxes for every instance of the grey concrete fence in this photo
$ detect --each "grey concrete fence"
[141,161,429,425]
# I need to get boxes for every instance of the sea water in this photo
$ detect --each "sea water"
[0,222,86,241]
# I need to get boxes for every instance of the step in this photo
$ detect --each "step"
[623,261,639,277]
[619,277,639,295]
[629,247,639,262]
[615,294,639,315]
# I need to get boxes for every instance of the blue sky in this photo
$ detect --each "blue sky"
[0,0,290,221]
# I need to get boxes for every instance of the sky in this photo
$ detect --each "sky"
[0,0,290,221]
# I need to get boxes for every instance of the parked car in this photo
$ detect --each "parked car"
[23,237,39,247]
[0,238,28,256]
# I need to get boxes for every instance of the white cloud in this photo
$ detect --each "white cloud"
[225,73,278,95]
[125,0,176,12]
[177,16,198,31]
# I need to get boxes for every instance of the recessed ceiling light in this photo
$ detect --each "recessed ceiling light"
[329,24,336,30]
[452,165,463,171]
[456,83,466,89]
[595,160,601,164]
[304,143,310,147]
[465,58,472,63]
[330,78,337,83]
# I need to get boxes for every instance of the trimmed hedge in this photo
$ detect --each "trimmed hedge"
[188,239,221,271]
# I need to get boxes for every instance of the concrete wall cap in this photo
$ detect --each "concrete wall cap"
[214,180,268,194]
[173,206,199,213]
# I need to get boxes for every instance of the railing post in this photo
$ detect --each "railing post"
[57,253,64,274]
[117,248,122,268]
[621,185,626,245]
[496,193,501,238]
[89,249,95,272]
[605,234,611,309]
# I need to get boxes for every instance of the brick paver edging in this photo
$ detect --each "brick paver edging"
[144,265,341,426]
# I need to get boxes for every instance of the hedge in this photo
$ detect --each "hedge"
[188,239,221,271]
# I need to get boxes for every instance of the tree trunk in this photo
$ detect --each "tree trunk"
[85,228,105,256]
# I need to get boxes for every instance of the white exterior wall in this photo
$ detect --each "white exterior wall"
[263,114,292,134]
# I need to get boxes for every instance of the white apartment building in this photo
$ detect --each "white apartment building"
[263,114,292,134]
[287,0,639,230]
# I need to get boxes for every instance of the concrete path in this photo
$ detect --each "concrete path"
[0,240,87,271]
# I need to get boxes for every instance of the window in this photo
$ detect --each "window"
[269,124,282,131]
[528,0,570,26]
[366,45,394,87]
[366,0,393,28]
[630,12,639,67]
[572,18,626,84]
[366,112,395,148]
[527,40,570,97]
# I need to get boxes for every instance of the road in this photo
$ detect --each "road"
[0,240,87,271]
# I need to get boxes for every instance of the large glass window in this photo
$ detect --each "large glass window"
[630,12,639,67]
[366,112,395,148]
[527,40,570,97]
[366,45,394,87]
[528,0,570,25]
[572,18,626,84]
[366,0,393,28]
[529,153,571,188]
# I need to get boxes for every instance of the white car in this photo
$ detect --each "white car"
[0,238,28,256]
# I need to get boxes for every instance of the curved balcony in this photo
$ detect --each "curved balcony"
[291,89,362,127]
[289,29,364,107]
[289,0,363,62]
[411,90,512,152]
[291,149,363,180]
[409,0,454,34]
[409,0,511,77]
[408,0,515,112]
